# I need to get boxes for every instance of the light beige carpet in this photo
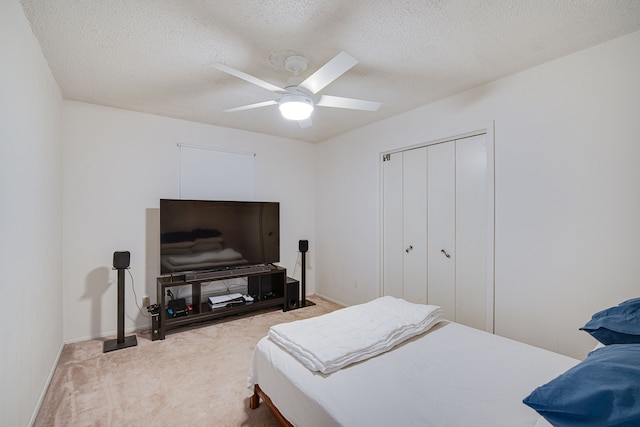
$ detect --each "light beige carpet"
[34,297,341,426]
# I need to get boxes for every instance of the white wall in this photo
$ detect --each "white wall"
[0,1,64,425]
[315,31,640,359]
[62,101,315,342]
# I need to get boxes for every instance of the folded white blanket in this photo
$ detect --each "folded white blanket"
[268,296,444,374]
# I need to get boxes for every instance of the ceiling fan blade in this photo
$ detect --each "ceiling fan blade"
[316,95,381,111]
[213,63,286,93]
[298,118,312,128]
[223,100,277,113]
[298,51,359,95]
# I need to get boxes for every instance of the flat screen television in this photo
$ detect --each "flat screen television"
[159,199,280,275]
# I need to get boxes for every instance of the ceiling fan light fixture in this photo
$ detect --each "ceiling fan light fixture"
[279,94,314,120]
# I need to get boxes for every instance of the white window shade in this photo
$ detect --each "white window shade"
[179,144,255,200]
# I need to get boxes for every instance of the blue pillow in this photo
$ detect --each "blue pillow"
[579,298,640,345]
[523,344,640,427]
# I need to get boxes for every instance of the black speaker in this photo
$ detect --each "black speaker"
[298,239,308,253]
[113,251,130,269]
[286,277,300,311]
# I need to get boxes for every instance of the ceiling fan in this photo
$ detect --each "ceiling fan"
[213,51,381,128]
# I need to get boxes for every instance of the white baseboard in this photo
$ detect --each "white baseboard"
[64,317,154,344]
[312,292,347,308]
[29,341,64,427]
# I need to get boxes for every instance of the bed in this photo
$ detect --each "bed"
[247,296,640,427]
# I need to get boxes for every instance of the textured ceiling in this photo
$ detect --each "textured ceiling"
[20,0,640,142]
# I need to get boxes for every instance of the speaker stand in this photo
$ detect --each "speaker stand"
[103,268,137,353]
[299,247,315,307]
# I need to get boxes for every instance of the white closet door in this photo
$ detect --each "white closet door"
[382,152,404,298]
[426,142,456,319]
[455,135,488,330]
[402,147,428,304]
[381,130,494,332]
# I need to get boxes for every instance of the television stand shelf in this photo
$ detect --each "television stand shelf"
[153,265,288,340]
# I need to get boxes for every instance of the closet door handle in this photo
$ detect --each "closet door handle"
[441,249,451,258]
[405,245,413,253]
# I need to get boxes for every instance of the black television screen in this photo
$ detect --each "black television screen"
[159,199,280,275]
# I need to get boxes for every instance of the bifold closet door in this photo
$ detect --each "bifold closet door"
[402,147,428,304]
[454,134,488,330]
[382,132,492,332]
[426,136,488,329]
[426,142,456,318]
[382,151,404,299]
[381,148,427,304]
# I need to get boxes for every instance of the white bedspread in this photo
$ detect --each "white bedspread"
[268,296,443,374]
[249,321,580,427]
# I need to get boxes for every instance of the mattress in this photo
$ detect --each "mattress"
[248,321,579,427]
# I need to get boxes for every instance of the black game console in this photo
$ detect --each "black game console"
[167,298,188,317]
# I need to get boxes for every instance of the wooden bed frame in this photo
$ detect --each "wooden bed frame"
[250,384,293,427]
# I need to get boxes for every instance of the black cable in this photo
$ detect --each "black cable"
[291,251,301,280]
[127,268,150,317]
